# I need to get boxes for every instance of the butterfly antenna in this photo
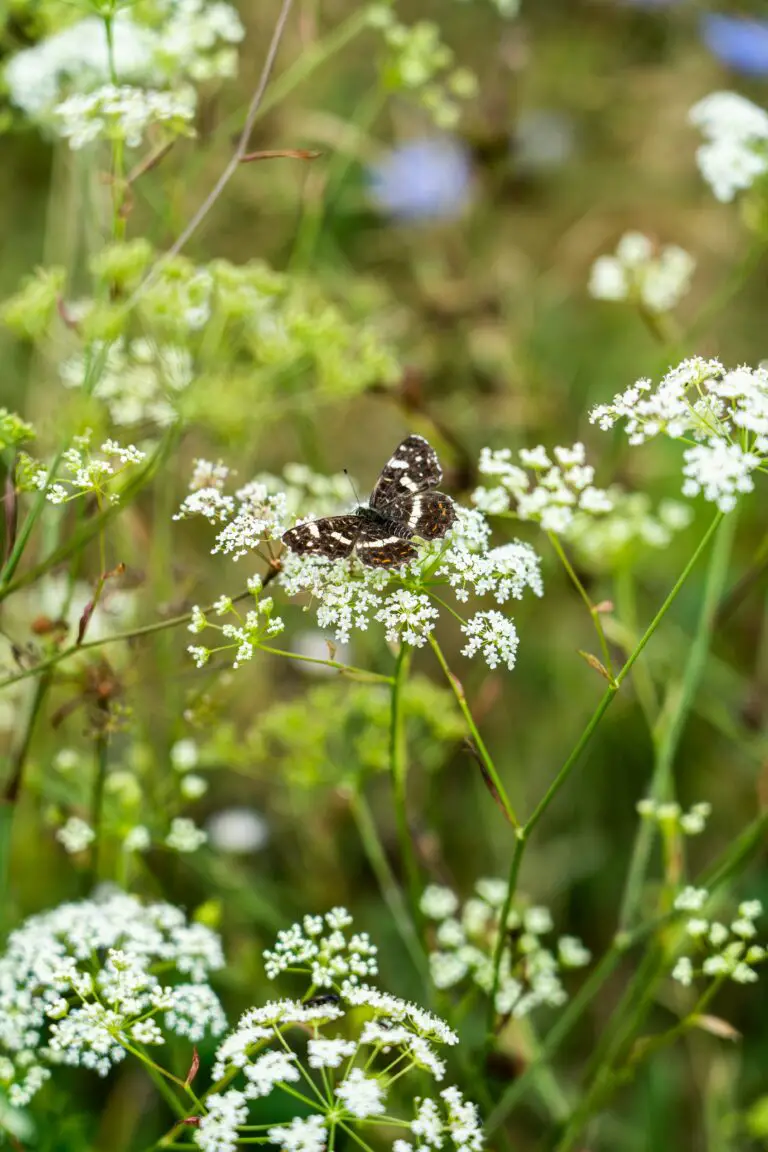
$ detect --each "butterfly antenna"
[343,468,362,507]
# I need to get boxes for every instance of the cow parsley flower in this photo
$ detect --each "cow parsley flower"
[5,2,244,126]
[421,879,589,1017]
[589,232,695,313]
[267,1114,327,1152]
[263,908,377,986]
[672,896,765,988]
[166,816,207,852]
[568,489,693,572]
[28,430,146,506]
[0,893,224,1106]
[375,589,440,646]
[591,358,768,511]
[637,798,712,836]
[473,442,613,534]
[61,339,193,427]
[460,611,519,671]
[689,91,768,202]
[56,816,96,854]
[193,911,479,1152]
[54,84,195,149]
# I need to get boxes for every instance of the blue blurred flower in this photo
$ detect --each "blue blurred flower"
[701,14,768,76]
[368,137,472,222]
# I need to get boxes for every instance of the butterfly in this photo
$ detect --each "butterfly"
[281,434,456,568]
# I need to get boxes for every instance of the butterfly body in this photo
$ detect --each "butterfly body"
[282,435,456,568]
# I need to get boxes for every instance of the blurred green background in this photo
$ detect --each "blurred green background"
[2,0,768,1148]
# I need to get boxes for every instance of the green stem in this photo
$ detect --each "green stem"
[486,832,525,1042]
[548,532,614,679]
[390,645,422,927]
[89,728,109,889]
[613,565,657,728]
[429,635,519,827]
[526,511,724,835]
[0,671,52,930]
[618,512,736,930]
[348,787,429,986]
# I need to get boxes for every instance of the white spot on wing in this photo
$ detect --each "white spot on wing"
[399,476,419,491]
[308,523,320,538]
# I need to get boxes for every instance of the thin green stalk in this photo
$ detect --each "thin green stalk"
[89,729,109,889]
[428,635,519,827]
[526,511,724,835]
[619,512,736,930]
[0,671,52,930]
[548,532,614,679]
[486,832,525,1041]
[613,565,657,728]
[390,645,422,927]
[349,788,429,986]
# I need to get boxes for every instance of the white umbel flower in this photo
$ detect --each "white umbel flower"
[690,91,768,202]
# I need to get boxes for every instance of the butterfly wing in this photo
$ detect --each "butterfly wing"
[369,435,443,510]
[385,490,457,540]
[353,519,419,568]
[281,515,362,560]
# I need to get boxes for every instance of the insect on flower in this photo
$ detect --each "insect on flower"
[281,435,456,567]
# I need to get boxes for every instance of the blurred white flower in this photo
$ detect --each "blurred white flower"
[61,339,193,428]
[54,84,195,149]
[170,739,199,772]
[166,817,207,853]
[589,232,695,312]
[56,817,95,854]
[690,91,768,202]
[368,137,472,221]
[5,1,244,125]
[206,808,269,854]
[180,774,209,800]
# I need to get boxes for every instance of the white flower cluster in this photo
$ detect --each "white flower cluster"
[56,817,95,854]
[590,357,768,512]
[419,880,590,1017]
[54,83,195,149]
[0,893,225,1107]
[32,431,145,505]
[460,610,519,671]
[567,489,693,573]
[672,895,765,988]
[5,1,244,124]
[186,581,285,671]
[473,442,613,534]
[194,910,480,1152]
[178,457,543,666]
[263,907,378,986]
[689,91,768,203]
[589,232,695,313]
[637,798,712,836]
[61,338,193,426]
[175,460,350,544]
